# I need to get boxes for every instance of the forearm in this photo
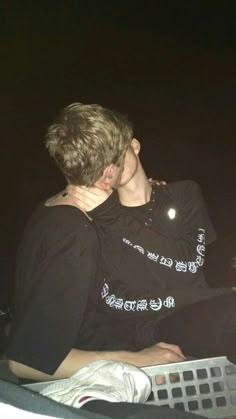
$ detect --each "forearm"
[91,183,215,263]
[92,195,200,262]
[8,348,136,381]
[8,343,185,381]
[8,348,102,381]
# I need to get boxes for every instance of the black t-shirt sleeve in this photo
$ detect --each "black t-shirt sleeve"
[90,181,216,264]
[176,180,216,246]
[6,208,98,375]
[89,181,216,305]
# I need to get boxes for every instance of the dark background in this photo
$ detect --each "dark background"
[1,1,236,307]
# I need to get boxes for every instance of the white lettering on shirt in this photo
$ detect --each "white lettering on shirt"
[122,228,206,274]
[101,281,175,313]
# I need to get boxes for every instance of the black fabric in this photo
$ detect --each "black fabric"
[84,180,236,362]
[77,292,236,363]
[5,182,236,379]
[0,308,11,357]
[156,292,236,364]
[91,181,231,321]
[84,400,204,418]
[6,204,104,374]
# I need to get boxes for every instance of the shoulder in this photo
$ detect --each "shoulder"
[158,180,203,204]
[166,180,201,194]
[22,203,97,250]
[28,203,91,230]
[153,181,206,216]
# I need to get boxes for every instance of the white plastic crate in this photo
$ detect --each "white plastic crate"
[142,356,236,418]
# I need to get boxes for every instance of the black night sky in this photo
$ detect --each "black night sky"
[1,2,236,305]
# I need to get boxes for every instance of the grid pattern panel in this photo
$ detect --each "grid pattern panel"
[142,356,236,418]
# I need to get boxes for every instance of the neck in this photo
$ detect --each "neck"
[118,166,152,206]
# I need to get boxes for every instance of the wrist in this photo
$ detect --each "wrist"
[102,350,140,367]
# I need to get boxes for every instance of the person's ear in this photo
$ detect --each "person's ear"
[131,138,141,155]
[95,165,114,191]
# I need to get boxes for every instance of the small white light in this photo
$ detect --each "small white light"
[168,208,176,220]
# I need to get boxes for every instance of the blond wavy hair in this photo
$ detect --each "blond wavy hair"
[46,102,133,185]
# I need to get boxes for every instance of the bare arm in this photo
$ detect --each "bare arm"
[8,342,185,381]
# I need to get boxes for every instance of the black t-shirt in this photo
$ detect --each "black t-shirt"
[90,181,231,320]
[6,202,174,374]
[6,204,103,374]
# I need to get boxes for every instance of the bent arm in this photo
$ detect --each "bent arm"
[67,182,215,264]
[89,182,216,307]
[90,182,216,264]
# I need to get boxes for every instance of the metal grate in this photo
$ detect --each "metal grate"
[142,356,236,418]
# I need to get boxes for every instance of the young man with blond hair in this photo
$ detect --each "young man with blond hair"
[6,103,185,384]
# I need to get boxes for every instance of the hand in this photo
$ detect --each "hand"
[138,341,185,367]
[149,178,167,186]
[66,185,113,212]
